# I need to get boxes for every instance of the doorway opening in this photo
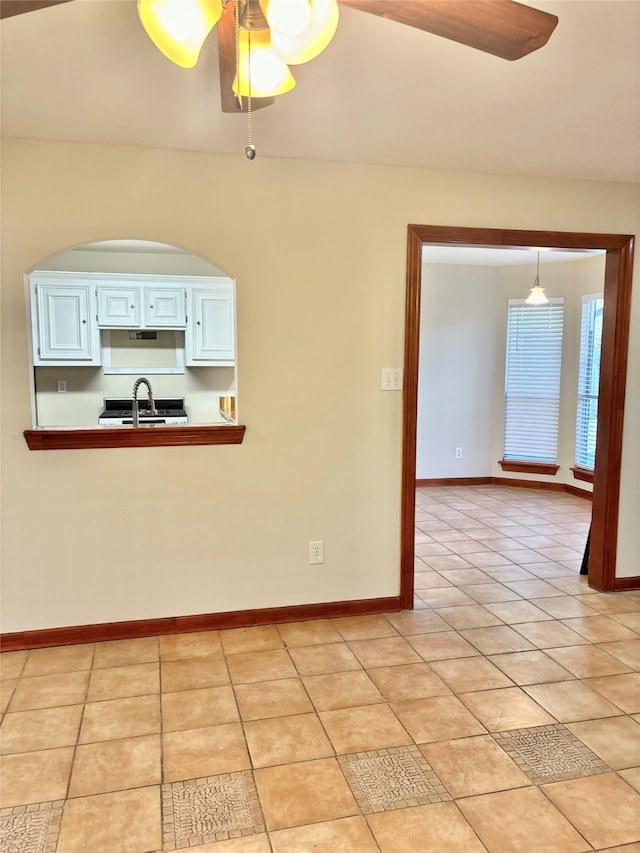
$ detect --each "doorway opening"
[400,225,635,607]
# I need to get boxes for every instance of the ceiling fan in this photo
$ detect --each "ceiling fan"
[1,0,558,115]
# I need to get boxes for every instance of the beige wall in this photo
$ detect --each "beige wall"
[1,138,638,633]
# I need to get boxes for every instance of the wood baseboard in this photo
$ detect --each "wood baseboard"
[417,476,592,501]
[416,477,492,487]
[0,596,402,651]
[564,484,594,501]
[585,575,640,592]
[611,577,640,591]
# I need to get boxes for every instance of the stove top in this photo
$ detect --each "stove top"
[99,397,187,422]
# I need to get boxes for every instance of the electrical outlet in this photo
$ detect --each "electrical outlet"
[309,541,324,564]
[455,447,463,459]
[57,380,67,393]
[381,368,403,391]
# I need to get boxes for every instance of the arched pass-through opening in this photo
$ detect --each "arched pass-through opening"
[23,237,244,449]
[400,225,635,606]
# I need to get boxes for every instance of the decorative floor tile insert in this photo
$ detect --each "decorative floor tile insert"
[492,724,611,784]
[0,801,63,853]
[338,745,451,814]
[162,771,264,849]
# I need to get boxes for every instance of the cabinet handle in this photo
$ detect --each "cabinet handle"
[82,319,87,324]
[149,304,154,308]
[197,320,201,325]
[130,305,134,309]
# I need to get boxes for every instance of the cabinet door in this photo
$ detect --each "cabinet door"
[97,286,140,328]
[34,285,100,364]
[144,287,186,328]
[187,288,236,364]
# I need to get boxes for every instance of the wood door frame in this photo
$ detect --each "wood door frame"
[400,225,636,607]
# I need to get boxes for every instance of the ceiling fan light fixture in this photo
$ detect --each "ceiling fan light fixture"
[233,27,296,97]
[137,0,223,68]
[525,251,550,306]
[269,0,338,64]
[259,0,311,37]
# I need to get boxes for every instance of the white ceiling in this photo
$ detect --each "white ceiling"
[422,246,605,265]
[1,0,639,183]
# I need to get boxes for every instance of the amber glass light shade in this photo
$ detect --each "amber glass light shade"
[260,0,311,36]
[138,0,223,68]
[233,28,296,98]
[269,0,338,64]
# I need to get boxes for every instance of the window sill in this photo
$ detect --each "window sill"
[571,466,594,484]
[498,459,560,476]
[24,424,245,451]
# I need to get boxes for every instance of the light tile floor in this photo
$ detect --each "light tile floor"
[1,485,639,852]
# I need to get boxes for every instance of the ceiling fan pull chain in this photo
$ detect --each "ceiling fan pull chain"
[245,27,256,159]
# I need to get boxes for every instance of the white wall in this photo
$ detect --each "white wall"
[1,138,638,634]
[35,247,229,277]
[417,264,500,478]
[34,363,235,426]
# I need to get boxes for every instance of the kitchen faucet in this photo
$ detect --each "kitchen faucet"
[131,377,156,426]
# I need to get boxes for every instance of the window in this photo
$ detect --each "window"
[503,298,565,463]
[575,294,604,470]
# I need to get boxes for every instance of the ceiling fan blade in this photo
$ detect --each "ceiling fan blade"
[0,0,74,18]
[336,0,558,61]
[216,1,274,114]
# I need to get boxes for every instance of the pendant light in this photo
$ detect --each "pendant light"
[525,251,549,306]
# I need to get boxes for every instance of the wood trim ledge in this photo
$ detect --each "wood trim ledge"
[24,424,246,450]
[0,596,402,651]
[499,459,560,475]
[571,466,595,484]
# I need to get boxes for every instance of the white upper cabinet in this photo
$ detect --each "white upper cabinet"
[144,286,186,329]
[29,272,235,366]
[31,280,101,365]
[97,285,140,328]
[98,284,186,329]
[186,285,236,365]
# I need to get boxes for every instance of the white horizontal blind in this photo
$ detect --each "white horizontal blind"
[503,298,564,463]
[575,294,604,470]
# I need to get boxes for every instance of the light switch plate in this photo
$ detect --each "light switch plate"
[381,368,403,391]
